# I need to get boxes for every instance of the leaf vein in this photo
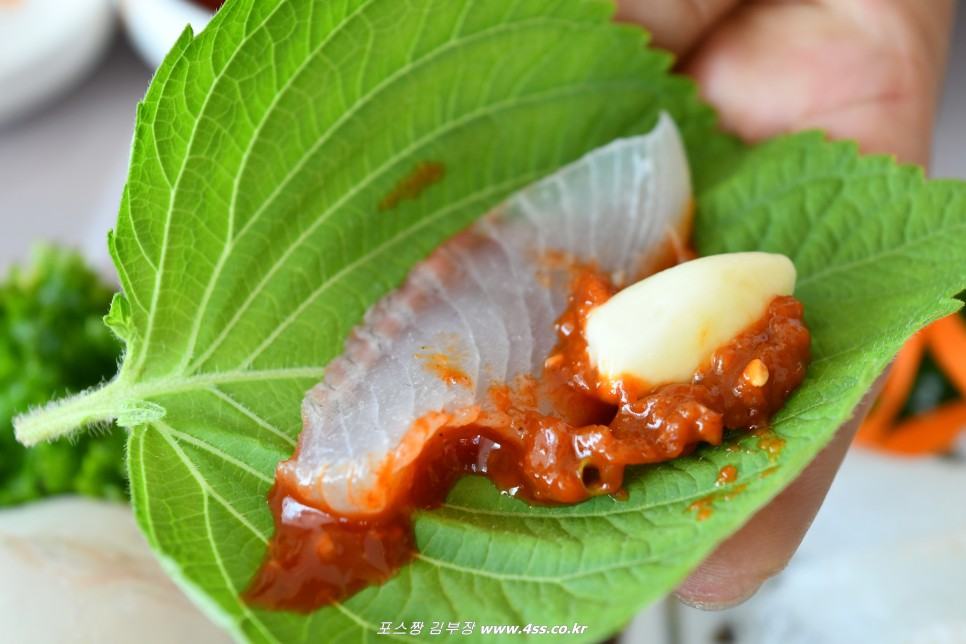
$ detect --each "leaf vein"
[208,385,298,448]
[155,422,271,543]
[179,0,382,371]
[162,424,275,485]
[238,172,545,367]
[133,0,294,378]
[187,16,607,372]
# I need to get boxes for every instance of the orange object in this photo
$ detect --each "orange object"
[880,400,966,455]
[926,313,966,395]
[854,331,925,445]
[857,313,966,455]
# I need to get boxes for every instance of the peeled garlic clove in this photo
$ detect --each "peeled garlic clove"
[585,252,796,386]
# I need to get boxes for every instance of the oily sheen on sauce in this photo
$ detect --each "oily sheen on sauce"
[244,266,811,612]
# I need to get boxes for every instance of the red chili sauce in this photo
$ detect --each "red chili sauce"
[245,268,811,612]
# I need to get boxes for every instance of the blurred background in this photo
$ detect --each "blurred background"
[0,1,964,642]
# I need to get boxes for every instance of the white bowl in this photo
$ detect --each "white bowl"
[119,0,213,69]
[0,0,115,127]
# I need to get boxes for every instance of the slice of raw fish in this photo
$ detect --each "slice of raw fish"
[279,113,693,516]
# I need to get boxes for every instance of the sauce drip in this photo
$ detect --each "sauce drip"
[716,464,738,486]
[688,482,749,522]
[246,268,810,612]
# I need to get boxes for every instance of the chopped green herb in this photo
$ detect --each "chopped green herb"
[1,247,126,505]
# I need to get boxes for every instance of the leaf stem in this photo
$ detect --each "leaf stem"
[13,365,320,447]
[14,380,131,446]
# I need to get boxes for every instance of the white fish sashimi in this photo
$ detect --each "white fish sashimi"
[278,113,693,516]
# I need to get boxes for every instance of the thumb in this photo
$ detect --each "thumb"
[674,370,888,608]
[614,0,744,56]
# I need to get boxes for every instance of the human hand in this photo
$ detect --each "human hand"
[615,0,956,607]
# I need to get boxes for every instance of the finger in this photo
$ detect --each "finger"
[613,0,745,56]
[682,0,955,166]
[674,371,888,608]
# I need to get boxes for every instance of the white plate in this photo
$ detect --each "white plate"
[0,0,115,127]
[0,497,232,643]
